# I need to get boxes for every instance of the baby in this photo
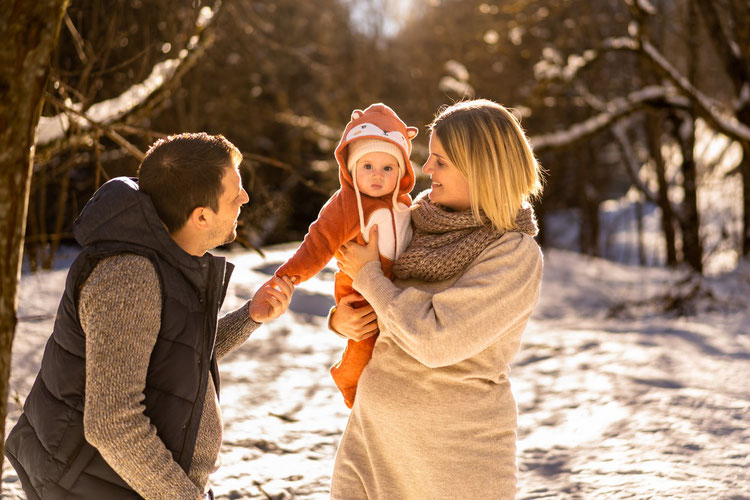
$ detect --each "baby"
[275,103,417,407]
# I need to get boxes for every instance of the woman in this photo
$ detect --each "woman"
[330,99,544,499]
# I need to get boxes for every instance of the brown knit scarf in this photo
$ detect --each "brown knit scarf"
[393,191,538,282]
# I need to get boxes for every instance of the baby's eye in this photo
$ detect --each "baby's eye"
[384,166,393,171]
[363,163,372,169]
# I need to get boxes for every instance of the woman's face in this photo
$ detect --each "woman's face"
[422,134,472,211]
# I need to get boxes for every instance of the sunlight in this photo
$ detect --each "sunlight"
[348,0,416,37]
[520,401,630,449]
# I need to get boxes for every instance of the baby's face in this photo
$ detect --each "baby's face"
[354,151,400,197]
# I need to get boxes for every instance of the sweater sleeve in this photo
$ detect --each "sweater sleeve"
[351,233,543,369]
[80,254,203,500]
[275,190,360,284]
[214,301,261,360]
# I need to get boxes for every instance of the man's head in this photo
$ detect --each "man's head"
[138,133,248,254]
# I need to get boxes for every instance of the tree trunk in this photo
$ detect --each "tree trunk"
[671,113,703,272]
[691,0,750,257]
[672,2,703,273]
[738,107,750,257]
[646,112,678,266]
[578,148,600,257]
[0,0,70,476]
[635,196,646,266]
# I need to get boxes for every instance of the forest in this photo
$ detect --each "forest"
[2,0,750,495]
[8,0,749,275]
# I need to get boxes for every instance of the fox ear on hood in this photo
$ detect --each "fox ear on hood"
[351,110,364,120]
[406,127,419,139]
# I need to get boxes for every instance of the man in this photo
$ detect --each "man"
[5,133,294,499]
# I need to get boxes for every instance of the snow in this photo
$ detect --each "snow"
[3,239,750,499]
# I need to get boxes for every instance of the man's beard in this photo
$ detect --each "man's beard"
[222,227,237,246]
[207,223,237,250]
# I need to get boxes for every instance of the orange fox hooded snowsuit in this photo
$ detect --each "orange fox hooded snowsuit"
[275,103,418,407]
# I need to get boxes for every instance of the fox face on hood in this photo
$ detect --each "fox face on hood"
[335,103,418,199]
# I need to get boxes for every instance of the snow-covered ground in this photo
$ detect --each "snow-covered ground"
[3,242,750,499]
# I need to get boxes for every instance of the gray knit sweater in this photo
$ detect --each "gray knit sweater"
[79,253,259,499]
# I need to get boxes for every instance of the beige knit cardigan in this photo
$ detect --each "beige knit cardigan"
[330,231,543,500]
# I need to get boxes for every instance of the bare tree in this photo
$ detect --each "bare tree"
[0,0,71,473]
[520,0,749,272]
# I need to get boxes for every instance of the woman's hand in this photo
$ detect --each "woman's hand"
[339,225,380,279]
[330,292,379,341]
[249,275,295,322]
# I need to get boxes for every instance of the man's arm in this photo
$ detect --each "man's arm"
[81,254,203,500]
[215,275,294,360]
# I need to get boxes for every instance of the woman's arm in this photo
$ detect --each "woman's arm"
[351,233,543,368]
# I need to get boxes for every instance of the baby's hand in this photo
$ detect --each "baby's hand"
[249,276,295,322]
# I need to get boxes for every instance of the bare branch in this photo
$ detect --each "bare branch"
[529,86,689,151]
[274,111,341,142]
[563,28,750,144]
[611,122,658,204]
[63,12,88,64]
[44,93,145,161]
[37,2,222,148]
[692,0,748,94]
[640,39,750,143]
[242,153,329,196]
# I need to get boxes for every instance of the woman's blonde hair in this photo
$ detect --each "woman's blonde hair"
[429,99,543,231]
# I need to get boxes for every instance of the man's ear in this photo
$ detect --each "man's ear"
[188,206,210,229]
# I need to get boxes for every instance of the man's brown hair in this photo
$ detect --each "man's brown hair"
[138,133,242,233]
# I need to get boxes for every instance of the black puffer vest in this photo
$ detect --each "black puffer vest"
[5,178,233,499]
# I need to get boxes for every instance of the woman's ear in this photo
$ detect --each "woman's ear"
[407,127,418,139]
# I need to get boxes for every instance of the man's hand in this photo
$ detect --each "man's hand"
[330,292,379,341]
[249,275,295,322]
[338,225,380,279]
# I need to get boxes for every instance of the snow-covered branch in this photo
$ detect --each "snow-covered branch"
[533,36,641,84]
[544,28,750,145]
[529,86,688,151]
[640,40,750,143]
[36,3,221,148]
[621,0,750,143]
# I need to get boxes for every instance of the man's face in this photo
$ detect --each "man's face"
[207,164,249,249]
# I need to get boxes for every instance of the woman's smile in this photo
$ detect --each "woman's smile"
[422,134,471,211]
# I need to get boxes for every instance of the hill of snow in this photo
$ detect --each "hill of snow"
[3,244,749,499]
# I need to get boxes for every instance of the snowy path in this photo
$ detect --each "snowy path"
[3,246,749,499]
